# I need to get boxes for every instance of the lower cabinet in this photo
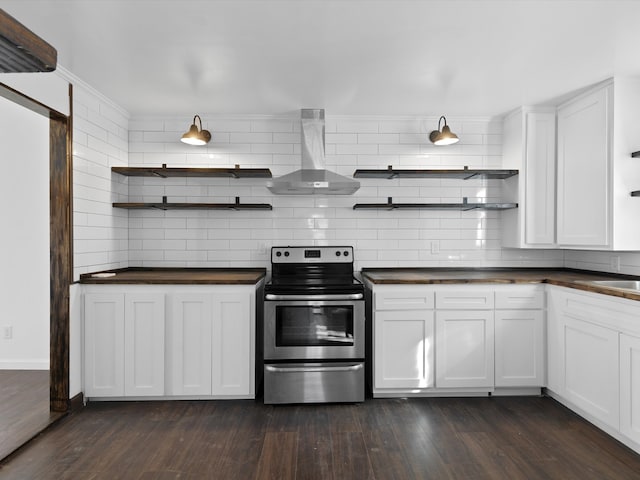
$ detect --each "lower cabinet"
[435,310,494,388]
[547,287,620,430]
[167,293,213,396]
[369,284,544,396]
[620,333,640,445]
[374,310,434,389]
[547,285,640,454]
[84,285,257,400]
[124,293,166,396]
[211,292,253,396]
[562,314,619,429]
[84,293,125,397]
[84,292,165,397]
[494,309,544,387]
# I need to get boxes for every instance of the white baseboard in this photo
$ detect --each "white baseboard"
[0,360,49,370]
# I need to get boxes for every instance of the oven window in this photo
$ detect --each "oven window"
[275,305,354,347]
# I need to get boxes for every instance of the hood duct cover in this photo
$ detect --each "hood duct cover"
[267,109,360,195]
[0,9,57,73]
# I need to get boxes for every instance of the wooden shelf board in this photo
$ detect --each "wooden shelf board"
[353,166,518,180]
[353,201,518,211]
[112,165,272,178]
[113,202,272,211]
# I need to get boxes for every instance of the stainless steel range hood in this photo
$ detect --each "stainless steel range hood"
[267,109,360,195]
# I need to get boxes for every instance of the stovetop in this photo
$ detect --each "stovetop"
[266,245,363,295]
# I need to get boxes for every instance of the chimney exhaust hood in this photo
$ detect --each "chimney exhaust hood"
[267,109,360,195]
[0,9,57,73]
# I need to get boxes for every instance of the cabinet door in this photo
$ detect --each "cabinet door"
[524,111,556,245]
[212,291,253,396]
[374,310,434,389]
[435,310,494,388]
[495,310,544,387]
[562,313,619,429]
[124,293,165,396]
[620,333,640,444]
[167,293,213,396]
[557,85,611,247]
[84,293,125,397]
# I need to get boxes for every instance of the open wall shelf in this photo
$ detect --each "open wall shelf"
[353,197,518,211]
[113,196,273,211]
[353,165,518,180]
[112,164,272,178]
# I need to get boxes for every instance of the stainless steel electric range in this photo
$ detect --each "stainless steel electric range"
[263,246,365,404]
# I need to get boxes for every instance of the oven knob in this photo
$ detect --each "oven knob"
[343,250,349,257]
[276,251,282,257]
[284,251,290,257]
[335,251,341,256]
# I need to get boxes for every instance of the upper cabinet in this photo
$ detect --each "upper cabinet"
[503,78,640,251]
[556,78,640,250]
[502,107,556,248]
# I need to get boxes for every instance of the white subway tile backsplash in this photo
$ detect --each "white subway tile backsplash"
[73,106,567,274]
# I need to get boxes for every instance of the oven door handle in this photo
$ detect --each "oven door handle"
[265,293,363,301]
[265,364,363,373]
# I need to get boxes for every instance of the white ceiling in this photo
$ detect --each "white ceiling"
[3,0,640,118]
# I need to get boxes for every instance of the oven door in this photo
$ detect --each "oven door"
[264,295,364,360]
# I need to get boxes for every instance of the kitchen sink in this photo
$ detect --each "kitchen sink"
[581,280,640,292]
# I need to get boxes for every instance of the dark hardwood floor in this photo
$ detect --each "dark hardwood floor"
[0,370,62,461]
[1,396,640,479]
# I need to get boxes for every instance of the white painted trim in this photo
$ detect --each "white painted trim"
[55,64,130,119]
[0,360,49,370]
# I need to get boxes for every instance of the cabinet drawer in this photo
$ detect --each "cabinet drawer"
[374,286,434,310]
[435,290,494,309]
[495,287,545,309]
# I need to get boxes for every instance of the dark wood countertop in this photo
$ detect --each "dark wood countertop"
[360,268,640,302]
[79,267,267,285]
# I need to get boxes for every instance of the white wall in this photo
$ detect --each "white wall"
[71,77,130,280]
[0,95,50,369]
[125,114,563,272]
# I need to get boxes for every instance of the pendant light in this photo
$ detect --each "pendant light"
[180,115,211,145]
[429,116,459,146]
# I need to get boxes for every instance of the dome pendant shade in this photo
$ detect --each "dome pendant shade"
[181,115,211,145]
[429,116,459,146]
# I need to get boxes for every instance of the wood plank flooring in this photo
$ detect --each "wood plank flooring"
[0,370,62,461]
[1,396,640,479]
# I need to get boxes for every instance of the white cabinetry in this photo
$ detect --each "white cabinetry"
[84,291,165,397]
[369,283,545,396]
[84,293,125,397]
[494,286,545,388]
[434,289,494,389]
[124,293,165,396]
[372,286,435,393]
[620,333,640,445]
[167,293,213,396]
[556,77,640,250]
[84,283,258,400]
[211,291,253,396]
[502,107,556,248]
[374,310,434,390]
[563,314,619,428]
[547,285,640,452]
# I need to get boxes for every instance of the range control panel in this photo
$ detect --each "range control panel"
[271,246,354,264]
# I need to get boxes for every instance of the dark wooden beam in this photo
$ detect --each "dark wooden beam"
[48,92,72,412]
[0,8,57,72]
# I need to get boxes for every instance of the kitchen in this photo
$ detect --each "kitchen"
[2,1,640,478]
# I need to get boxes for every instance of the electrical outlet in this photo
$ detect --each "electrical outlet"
[3,326,12,340]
